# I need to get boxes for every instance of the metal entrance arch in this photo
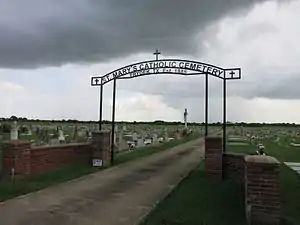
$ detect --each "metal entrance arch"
[91,50,242,164]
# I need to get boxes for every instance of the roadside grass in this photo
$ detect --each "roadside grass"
[0,133,201,202]
[114,134,200,165]
[141,163,247,225]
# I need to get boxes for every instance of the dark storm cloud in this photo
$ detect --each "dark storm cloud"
[244,74,300,100]
[0,0,277,69]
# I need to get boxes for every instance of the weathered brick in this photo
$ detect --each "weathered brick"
[204,136,223,180]
[245,155,280,225]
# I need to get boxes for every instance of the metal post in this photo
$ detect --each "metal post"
[205,73,208,137]
[223,78,227,152]
[111,78,117,165]
[99,84,103,131]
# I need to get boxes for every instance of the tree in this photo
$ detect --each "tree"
[10,115,18,121]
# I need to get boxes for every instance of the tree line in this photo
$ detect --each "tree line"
[0,116,299,127]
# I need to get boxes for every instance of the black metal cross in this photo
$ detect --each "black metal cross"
[153,49,161,60]
[229,71,235,78]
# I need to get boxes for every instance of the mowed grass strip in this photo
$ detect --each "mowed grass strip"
[227,138,300,225]
[141,163,247,225]
[0,133,201,202]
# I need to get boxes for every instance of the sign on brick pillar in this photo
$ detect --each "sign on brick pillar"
[91,131,111,166]
[205,136,223,180]
[1,140,31,180]
[245,155,280,225]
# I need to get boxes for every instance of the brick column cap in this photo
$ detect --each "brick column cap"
[205,135,222,140]
[245,155,279,164]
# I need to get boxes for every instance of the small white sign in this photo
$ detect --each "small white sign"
[92,159,103,167]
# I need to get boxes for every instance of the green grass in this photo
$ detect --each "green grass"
[280,165,300,225]
[227,141,256,155]
[228,138,300,163]
[0,164,100,201]
[114,134,200,165]
[0,133,201,202]
[141,163,247,225]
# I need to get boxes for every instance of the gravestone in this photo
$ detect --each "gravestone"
[117,129,127,151]
[72,125,79,141]
[78,129,86,138]
[58,128,65,142]
[132,132,138,142]
[123,124,127,131]
[50,139,60,145]
[10,121,18,140]
[137,138,144,148]
[144,138,152,145]
[164,129,169,142]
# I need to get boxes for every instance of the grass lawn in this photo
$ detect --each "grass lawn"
[141,163,247,225]
[228,138,300,225]
[114,134,200,165]
[0,133,201,202]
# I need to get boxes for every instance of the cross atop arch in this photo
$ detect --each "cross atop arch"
[153,49,161,60]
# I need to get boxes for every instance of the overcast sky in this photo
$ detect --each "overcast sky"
[1,0,300,123]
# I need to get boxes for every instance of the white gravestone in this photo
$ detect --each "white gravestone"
[78,130,86,138]
[58,129,65,142]
[27,128,32,136]
[10,121,18,140]
[137,138,144,148]
[152,133,158,144]
[164,129,169,142]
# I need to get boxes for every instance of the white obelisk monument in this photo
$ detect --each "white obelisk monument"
[184,108,188,129]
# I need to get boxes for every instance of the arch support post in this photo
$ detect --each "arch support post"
[99,84,103,130]
[111,78,117,165]
[222,78,227,152]
[205,73,209,137]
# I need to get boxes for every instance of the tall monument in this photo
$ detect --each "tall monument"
[184,108,188,129]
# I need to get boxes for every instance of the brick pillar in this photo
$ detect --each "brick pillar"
[205,136,223,180]
[91,131,111,166]
[1,140,31,180]
[245,155,280,225]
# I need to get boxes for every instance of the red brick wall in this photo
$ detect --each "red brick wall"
[1,141,91,179]
[245,155,281,225]
[223,152,246,182]
[1,131,111,180]
[31,143,90,175]
[204,136,223,180]
[2,140,31,180]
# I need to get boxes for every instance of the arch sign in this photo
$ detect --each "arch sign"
[90,51,242,165]
[91,59,241,86]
